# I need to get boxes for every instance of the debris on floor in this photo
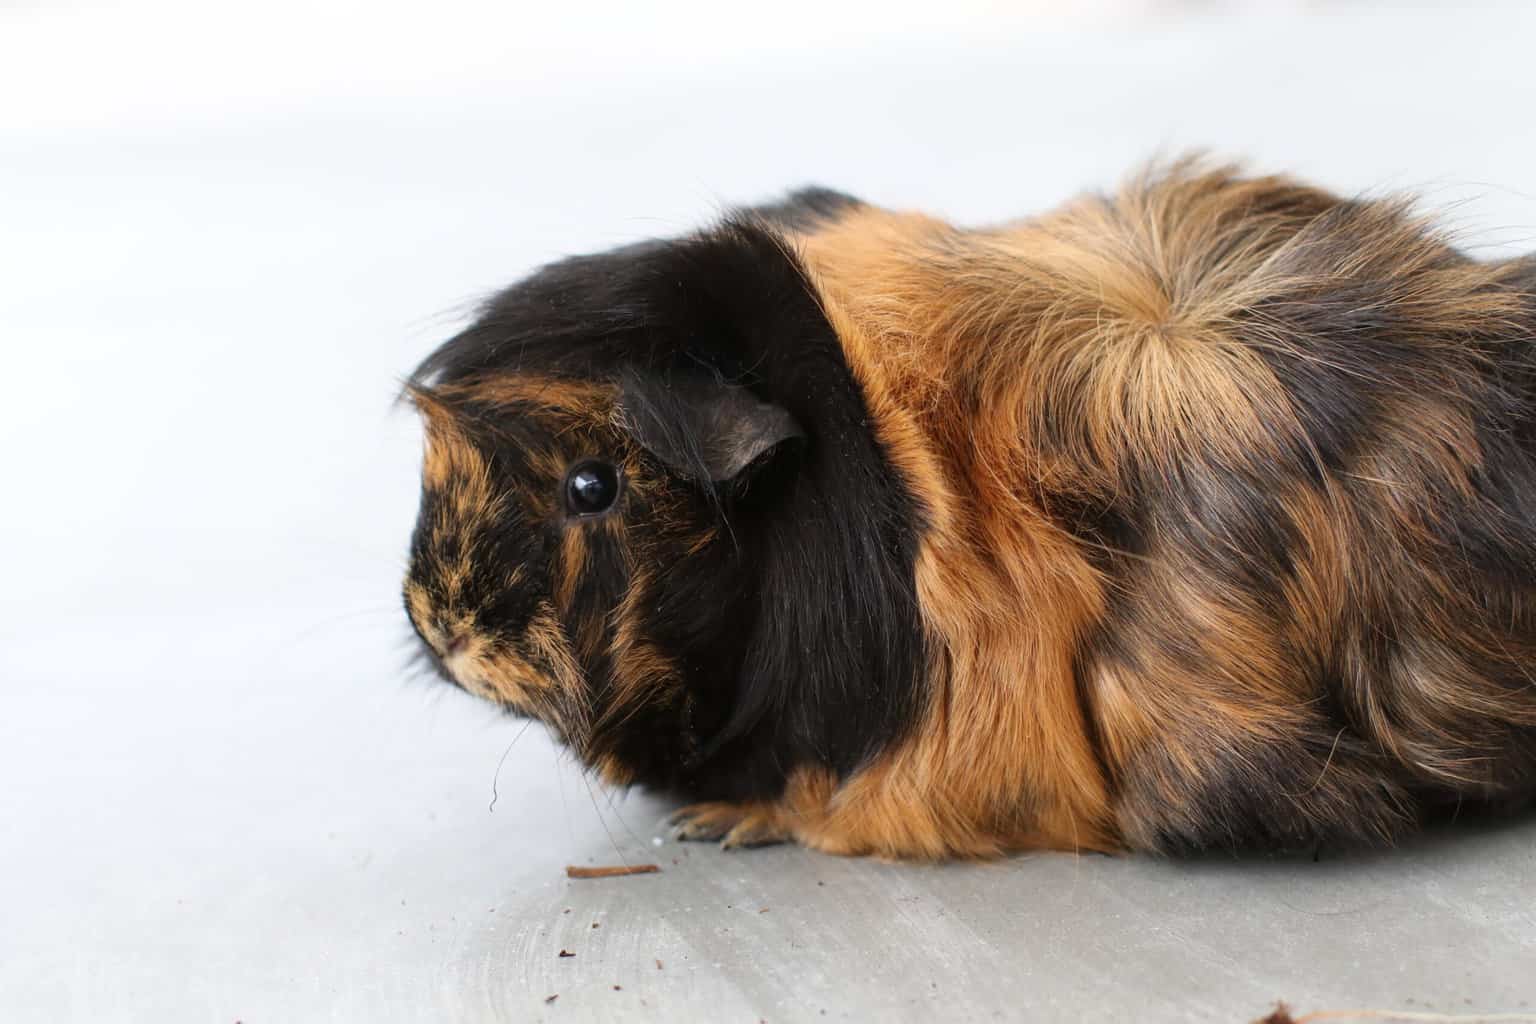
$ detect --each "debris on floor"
[566,864,661,879]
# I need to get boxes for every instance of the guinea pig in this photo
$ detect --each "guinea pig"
[402,160,1536,859]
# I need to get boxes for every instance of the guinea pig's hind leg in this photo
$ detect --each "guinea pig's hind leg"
[668,801,791,850]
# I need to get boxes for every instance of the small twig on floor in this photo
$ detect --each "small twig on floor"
[565,864,661,879]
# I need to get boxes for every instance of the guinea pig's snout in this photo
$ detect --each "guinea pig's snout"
[427,614,471,660]
[404,583,472,661]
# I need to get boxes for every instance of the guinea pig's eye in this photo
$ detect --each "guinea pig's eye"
[564,460,621,517]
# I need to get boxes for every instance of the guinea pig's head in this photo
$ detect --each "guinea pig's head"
[399,193,928,799]
[401,194,928,800]
[402,361,803,785]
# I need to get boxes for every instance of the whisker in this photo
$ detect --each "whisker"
[579,766,631,868]
[488,719,537,812]
[290,605,404,644]
[593,773,650,851]
[554,745,577,849]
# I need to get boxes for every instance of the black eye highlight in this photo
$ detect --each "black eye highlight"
[564,460,622,517]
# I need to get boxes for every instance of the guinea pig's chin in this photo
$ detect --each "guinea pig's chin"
[440,651,478,690]
[446,650,556,725]
[443,653,511,706]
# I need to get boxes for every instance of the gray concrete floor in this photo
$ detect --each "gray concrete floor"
[5,3,1536,1021]
[5,605,1534,1023]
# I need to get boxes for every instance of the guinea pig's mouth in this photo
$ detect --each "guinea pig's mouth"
[407,613,575,726]
[404,607,490,696]
[412,631,533,713]
[419,630,498,700]
[407,629,489,704]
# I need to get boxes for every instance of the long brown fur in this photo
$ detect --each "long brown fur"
[669,163,1536,857]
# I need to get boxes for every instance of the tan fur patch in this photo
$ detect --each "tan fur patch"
[435,375,614,419]
[593,566,682,740]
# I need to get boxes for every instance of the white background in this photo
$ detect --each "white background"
[4,2,1535,1021]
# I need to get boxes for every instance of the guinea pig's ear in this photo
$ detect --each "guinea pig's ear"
[616,368,804,483]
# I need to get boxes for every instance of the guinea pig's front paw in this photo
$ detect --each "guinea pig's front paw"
[668,802,791,850]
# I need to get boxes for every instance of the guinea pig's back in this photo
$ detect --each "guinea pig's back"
[792,167,1536,851]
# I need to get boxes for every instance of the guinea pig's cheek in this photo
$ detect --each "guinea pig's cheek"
[472,649,559,708]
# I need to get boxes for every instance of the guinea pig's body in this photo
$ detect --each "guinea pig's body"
[404,163,1536,859]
